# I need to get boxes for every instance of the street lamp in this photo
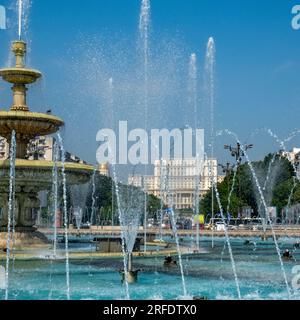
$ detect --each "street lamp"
[224,143,253,165]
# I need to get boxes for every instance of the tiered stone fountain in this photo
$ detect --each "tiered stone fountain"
[0,40,93,249]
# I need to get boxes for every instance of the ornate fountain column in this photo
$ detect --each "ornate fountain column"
[0,39,92,249]
[0,40,43,159]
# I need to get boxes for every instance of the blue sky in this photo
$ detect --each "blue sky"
[0,0,300,170]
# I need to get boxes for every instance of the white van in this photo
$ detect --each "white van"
[216,222,226,231]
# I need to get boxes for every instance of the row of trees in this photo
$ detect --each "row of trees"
[200,153,300,218]
[41,172,162,226]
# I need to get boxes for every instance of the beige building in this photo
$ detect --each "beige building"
[0,137,8,159]
[98,163,110,177]
[281,148,300,177]
[128,158,218,210]
[0,135,87,165]
[282,148,300,163]
[0,136,54,161]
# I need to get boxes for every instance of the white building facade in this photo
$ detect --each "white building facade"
[128,158,218,210]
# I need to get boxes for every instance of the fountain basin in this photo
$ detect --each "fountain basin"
[0,111,64,158]
[0,67,41,84]
[0,160,94,249]
[0,111,64,137]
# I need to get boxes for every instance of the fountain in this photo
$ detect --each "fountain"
[0,0,297,302]
[205,37,216,248]
[0,40,93,249]
[118,184,144,284]
[139,0,151,255]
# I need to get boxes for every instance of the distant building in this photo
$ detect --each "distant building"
[129,175,156,193]
[65,151,87,164]
[98,163,110,177]
[27,136,54,161]
[128,158,218,210]
[282,148,300,163]
[218,175,226,184]
[0,135,88,165]
[281,147,300,176]
[0,137,8,159]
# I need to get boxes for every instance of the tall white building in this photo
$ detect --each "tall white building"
[128,158,218,210]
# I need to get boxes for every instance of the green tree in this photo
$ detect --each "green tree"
[200,153,296,219]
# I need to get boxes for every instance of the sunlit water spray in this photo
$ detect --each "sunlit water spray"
[205,152,242,300]
[17,0,31,40]
[18,0,22,39]
[221,129,291,299]
[110,163,130,300]
[71,183,89,230]
[159,159,166,241]
[90,168,97,225]
[57,134,71,300]
[52,142,59,257]
[108,78,116,225]
[265,129,300,224]
[256,153,278,231]
[164,164,188,297]
[189,53,197,125]
[5,131,16,300]
[189,53,201,251]
[73,207,83,231]
[169,207,188,298]
[205,37,216,248]
[139,0,151,254]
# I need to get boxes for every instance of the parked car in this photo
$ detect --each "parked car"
[216,222,226,231]
[81,222,91,229]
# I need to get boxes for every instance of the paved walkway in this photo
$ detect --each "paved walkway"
[39,226,300,239]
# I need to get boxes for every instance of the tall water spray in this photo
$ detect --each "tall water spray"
[189,53,198,128]
[139,0,151,253]
[18,0,22,39]
[52,142,59,257]
[205,37,216,248]
[108,78,115,226]
[17,0,31,40]
[223,129,291,299]
[206,153,242,300]
[57,134,71,300]
[110,164,130,299]
[71,183,89,229]
[159,159,166,241]
[4,131,16,300]
[189,53,201,251]
[90,168,97,225]
[139,0,151,123]
[164,163,188,297]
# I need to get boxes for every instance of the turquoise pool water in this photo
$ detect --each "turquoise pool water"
[1,237,300,300]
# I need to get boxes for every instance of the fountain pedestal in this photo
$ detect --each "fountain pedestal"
[120,253,140,284]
